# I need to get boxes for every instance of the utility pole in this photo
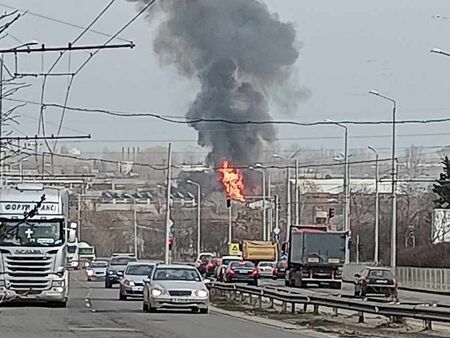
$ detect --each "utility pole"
[267,172,272,240]
[295,159,299,226]
[228,200,232,245]
[369,90,397,267]
[133,198,138,259]
[368,146,379,264]
[187,180,201,256]
[164,143,172,265]
[0,54,3,185]
[286,166,291,242]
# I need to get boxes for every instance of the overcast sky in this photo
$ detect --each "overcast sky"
[2,0,450,161]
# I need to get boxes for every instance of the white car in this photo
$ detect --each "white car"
[194,252,214,268]
[257,261,276,278]
[143,264,209,313]
[119,262,156,300]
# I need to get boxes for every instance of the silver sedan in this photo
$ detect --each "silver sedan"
[143,264,209,313]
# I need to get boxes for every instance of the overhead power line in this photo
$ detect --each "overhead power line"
[0,2,132,43]
[41,103,450,127]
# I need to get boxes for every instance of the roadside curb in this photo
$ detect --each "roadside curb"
[210,304,334,337]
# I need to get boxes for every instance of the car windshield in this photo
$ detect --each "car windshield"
[79,247,94,255]
[223,258,241,265]
[110,257,136,265]
[369,270,394,279]
[126,264,154,275]
[67,245,77,253]
[0,220,63,247]
[230,261,255,268]
[91,261,108,268]
[153,268,201,281]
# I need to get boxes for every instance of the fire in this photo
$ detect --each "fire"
[218,161,245,202]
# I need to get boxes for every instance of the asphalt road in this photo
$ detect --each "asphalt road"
[0,271,333,338]
[259,278,450,305]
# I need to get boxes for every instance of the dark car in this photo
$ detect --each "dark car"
[105,256,137,288]
[354,267,398,299]
[224,261,258,285]
[197,257,218,278]
[273,260,288,280]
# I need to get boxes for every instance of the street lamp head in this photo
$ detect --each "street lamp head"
[187,180,192,184]
[369,90,380,96]
[272,154,281,159]
[248,166,254,170]
[255,163,263,168]
[430,48,443,54]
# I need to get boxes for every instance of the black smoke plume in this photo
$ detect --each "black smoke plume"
[130,0,303,166]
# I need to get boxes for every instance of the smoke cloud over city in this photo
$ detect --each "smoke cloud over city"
[131,0,305,166]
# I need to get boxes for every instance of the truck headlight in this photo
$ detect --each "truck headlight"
[151,288,163,297]
[196,289,208,298]
[52,280,65,287]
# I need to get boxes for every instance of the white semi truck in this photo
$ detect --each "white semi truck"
[0,184,75,306]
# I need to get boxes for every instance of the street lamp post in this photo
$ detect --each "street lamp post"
[164,143,172,265]
[187,180,201,256]
[368,146,379,265]
[327,120,349,263]
[250,165,266,240]
[133,198,138,259]
[369,90,397,267]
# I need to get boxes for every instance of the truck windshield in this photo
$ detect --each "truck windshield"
[79,248,94,255]
[0,220,63,247]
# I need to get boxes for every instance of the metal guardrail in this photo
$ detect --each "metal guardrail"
[209,282,450,328]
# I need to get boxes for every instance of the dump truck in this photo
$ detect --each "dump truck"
[284,226,347,289]
[0,184,75,306]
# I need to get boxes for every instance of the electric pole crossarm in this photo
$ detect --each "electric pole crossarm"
[0,43,135,54]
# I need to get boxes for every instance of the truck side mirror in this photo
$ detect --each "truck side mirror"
[68,229,76,243]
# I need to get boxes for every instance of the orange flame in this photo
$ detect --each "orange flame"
[218,161,245,202]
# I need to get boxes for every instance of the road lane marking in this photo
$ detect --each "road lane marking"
[70,327,139,332]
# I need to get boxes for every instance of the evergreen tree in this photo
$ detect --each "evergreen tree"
[433,156,450,208]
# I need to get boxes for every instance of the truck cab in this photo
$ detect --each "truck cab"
[77,241,95,268]
[0,184,75,306]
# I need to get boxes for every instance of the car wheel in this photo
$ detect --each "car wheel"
[148,305,157,313]
[87,278,91,282]
[200,308,208,314]
[354,286,359,297]
[119,290,127,300]
[143,301,149,312]
[105,279,112,289]
[191,307,199,313]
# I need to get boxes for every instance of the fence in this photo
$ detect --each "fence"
[344,263,450,293]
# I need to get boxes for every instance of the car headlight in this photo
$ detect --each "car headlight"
[108,270,116,275]
[52,280,65,287]
[151,288,163,297]
[86,270,94,276]
[124,280,135,287]
[196,289,208,298]
[70,261,79,267]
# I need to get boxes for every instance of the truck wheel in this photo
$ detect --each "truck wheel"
[119,291,127,300]
[51,301,67,308]
[105,279,112,288]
